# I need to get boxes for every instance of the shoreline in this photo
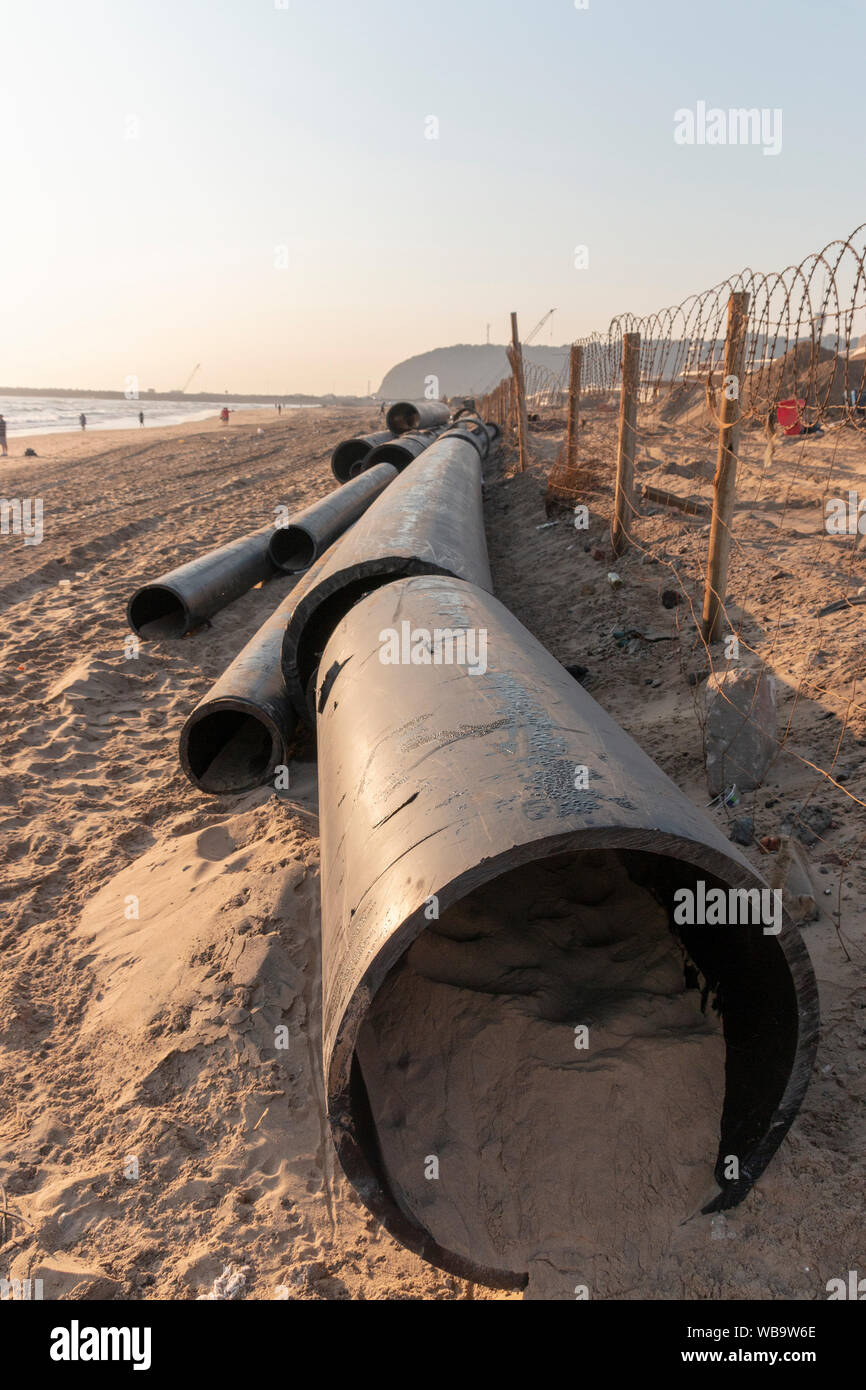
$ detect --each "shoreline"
[0,405,293,443]
[4,408,223,440]
[0,408,303,467]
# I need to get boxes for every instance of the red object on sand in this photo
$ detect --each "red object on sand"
[777,398,805,436]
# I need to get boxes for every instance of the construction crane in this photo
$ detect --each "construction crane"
[181,362,201,393]
[524,309,556,346]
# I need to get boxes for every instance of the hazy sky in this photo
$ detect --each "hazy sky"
[2,0,863,395]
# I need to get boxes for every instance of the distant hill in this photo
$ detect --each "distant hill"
[377,344,571,399]
[377,333,866,403]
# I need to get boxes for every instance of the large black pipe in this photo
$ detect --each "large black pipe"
[280,433,491,722]
[385,400,450,434]
[127,526,275,639]
[315,575,819,1289]
[179,590,300,794]
[362,426,447,472]
[267,462,397,574]
[330,430,395,483]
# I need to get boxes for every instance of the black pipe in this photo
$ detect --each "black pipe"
[179,590,300,794]
[331,430,395,483]
[267,462,397,574]
[280,432,491,722]
[314,574,819,1289]
[362,426,447,472]
[127,526,275,640]
[385,400,450,434]
[438,416,500,462]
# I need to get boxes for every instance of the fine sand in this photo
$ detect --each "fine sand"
[0,405,864,1300]
[357,851,726,1299]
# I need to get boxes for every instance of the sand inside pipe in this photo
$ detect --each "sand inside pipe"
[355,850,725,1299]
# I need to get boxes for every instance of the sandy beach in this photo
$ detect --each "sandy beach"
[0,406,506,1301]
[0,406,864,1300]
[0,409,296,468]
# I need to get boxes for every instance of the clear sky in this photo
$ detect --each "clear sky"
[1,0,862,395]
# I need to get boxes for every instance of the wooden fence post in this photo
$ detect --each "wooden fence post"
[701,291,750,643]
[611,331,641,555]
[509,311,530,472]
[565,344,583,484]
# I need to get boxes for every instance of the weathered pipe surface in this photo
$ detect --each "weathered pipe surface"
[363,427,447,472]
[179,589,300,794]
[267,462,398,574]
[315,575,819,1289]
[438,416,500,461]
[127,526,275,639]
[280,434,491,722]
[385,400,450,434]
[330,430,395,483]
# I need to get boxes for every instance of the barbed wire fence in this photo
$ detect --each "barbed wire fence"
[474,225,866,955]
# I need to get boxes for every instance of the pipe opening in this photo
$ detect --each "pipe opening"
[343,847,800,1295]
[331,439,370,481]
[385,404,420,433]
[184,708,279,793]
[270,526,317,573]
[364,443,413,469]
[128,585,188,638]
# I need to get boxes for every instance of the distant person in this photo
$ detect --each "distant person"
[139,410,144,426]
[0,414,7,456]
[220,406,230,424]
[278,403,282,415]
[79,412,87,430]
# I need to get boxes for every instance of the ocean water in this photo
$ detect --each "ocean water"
[0,394,305,437]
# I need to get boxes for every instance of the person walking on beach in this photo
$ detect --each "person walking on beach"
[0,414,7,456]
[139,410,144,426]
[79,412,87,430]
[220,406,230,424]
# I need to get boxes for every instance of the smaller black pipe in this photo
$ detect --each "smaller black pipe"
[267,462,397,574]
[385,400,450,434]
[363,427,446,472]
[127,526,275,640]
[179,592,299,794]
[438,417,500,462]
[331,430,395,483]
